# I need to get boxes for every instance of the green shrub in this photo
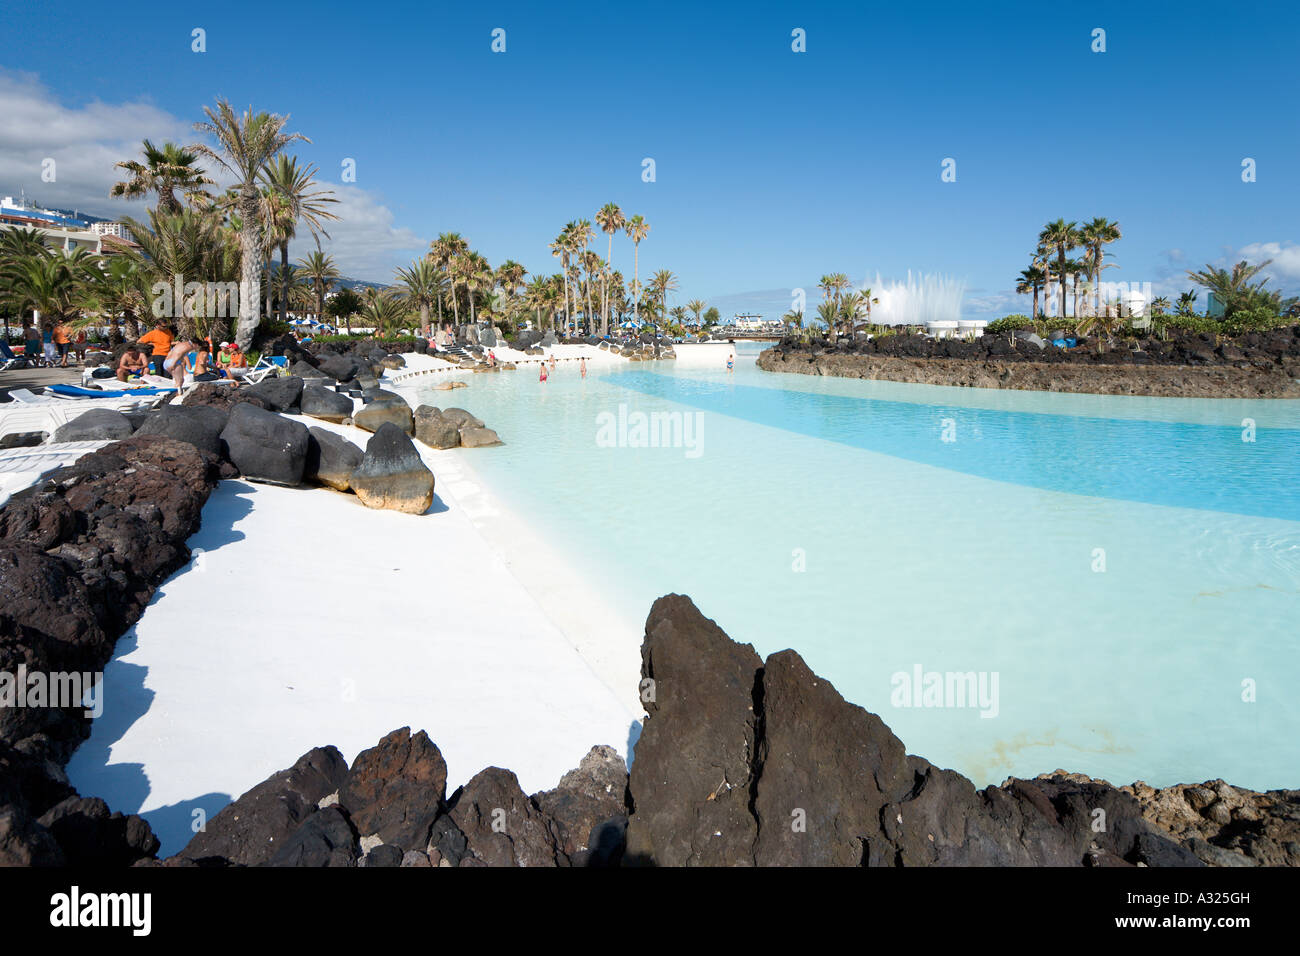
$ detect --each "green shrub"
[984,314,1036,335]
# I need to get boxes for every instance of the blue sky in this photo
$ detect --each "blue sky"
[2,0,1298,319]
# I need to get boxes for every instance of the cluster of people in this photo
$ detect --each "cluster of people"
[18,321,88,368]
[115,322,248,387]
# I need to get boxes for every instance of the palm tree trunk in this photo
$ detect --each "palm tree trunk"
[236,188,262,350]
[280,241,290,324]
[632,243,640,322]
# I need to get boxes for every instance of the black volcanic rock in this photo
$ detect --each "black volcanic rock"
[338,728,447,850]
[448,767,561,867]
[623,594,762,866]
[180,746,348,866]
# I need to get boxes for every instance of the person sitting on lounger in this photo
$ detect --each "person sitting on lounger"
[218,341,249,379]
[192,348,222,382]
[161,338,198,389]
[116,343,150,381]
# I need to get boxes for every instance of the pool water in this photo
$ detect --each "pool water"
[414,343,1300,790]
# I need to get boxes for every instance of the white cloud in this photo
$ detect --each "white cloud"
[0,69,422,281]
[1234,241,1300,289]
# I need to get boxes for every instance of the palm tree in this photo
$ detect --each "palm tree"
[298,249,340,323]
[595,202,625,336]
[191,100,308,348]
[2,247,97,334]
[1038,219,1081,319]
[430,232,467,328]
[572,219,594,332]
[685,298,706,327]
[395,258,445,335]
[549,223,575,331]
[816,300,839,341]
[1079,217,1122,317]
[463,251,491,325]
[1187,260,1279,317]
[651,269,678,321]
[624,215,649,323]
[1176,290,1198,316]
[122,206,240,339]
[1016,266,1045,321]
[1150,296,1171,316]
[89,256,152,344]
[259,155,339,324]
[359,289,411,338]
[111,140,216,214]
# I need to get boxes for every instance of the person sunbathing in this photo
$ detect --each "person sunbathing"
[116,344,149,381]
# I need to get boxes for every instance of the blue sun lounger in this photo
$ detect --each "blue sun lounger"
[45,384,176,399]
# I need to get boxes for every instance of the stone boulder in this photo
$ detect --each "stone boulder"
[533,745,628,866]
[338,728,448,851]
[241,374,304,413]
[51,408,135,443]
[305,428,362,492]
[219,403,309,486]
[134,404,228,457]
[317,353,359,382]
[180,382,269,413]
[623,595,763,866]
[267,806,358,867]
[448,767,560,867]
[179,746,348,866]
[439,407,484,430]
[353,393,414,435]
[36,795,160,867]
[459,426,503,448]
[380,355,406,370]
[349,423,435,514]
[413,406,460,449]
[300,385,354,423]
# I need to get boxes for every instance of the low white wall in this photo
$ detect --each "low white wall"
[672,342,737,367]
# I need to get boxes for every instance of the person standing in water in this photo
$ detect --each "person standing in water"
[580,357,587,378]
[726,353,735,373]
[539,362,548,383]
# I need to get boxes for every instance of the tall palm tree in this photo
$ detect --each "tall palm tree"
[1039,219,1081,320]
[651,269,678,320]
[685,298,706,327]
[1176,290,1198,316]
[395,258,446,336]
[572,219,594,331]
[463,251,491,325]
[297,249,340,323]
[110,139,216,214]
[549,224,575,331]
[595,202,625,336]
[624,215,649,323]
[1016,266,1045,321]
[1079,217,1122,317]
[191,100,308,348]
[429,232,467,328]
[259,155,339,324]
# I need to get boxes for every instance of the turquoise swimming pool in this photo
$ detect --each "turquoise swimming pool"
[415,343,1300,790]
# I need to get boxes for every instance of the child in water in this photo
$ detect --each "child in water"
[539,363,548,382]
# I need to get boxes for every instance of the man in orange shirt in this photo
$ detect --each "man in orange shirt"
[52,323,72,368]
[137,323,175,375]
